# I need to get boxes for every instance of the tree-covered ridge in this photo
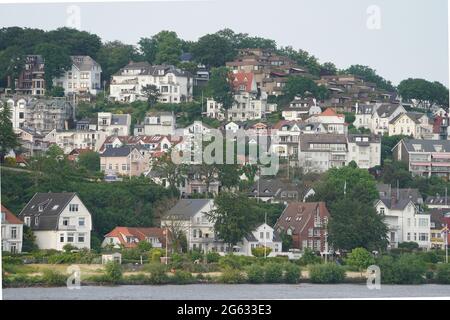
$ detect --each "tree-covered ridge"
[0,26,421,96]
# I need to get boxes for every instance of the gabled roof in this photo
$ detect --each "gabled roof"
[402,139,450,153]
[105,226,166,248]
[1,205,23,225]
[164,199,213,219]
[377,184,422,205]
[18,193,79,230]
[376,198,415,211]
[320,108,343,117]
[231,72,255,93]
[71,56,100,71]
[100,146,135,157]
[275,202,329,235]
[375,104,401,118]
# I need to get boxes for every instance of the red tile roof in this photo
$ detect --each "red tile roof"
[104,226,167,248]
[320,108,344,117]
[231,72,254,92]
[1,205,23,224]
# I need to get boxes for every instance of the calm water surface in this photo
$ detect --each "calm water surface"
[3,284,450,300]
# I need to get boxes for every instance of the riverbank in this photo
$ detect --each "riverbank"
[4,284,450,300]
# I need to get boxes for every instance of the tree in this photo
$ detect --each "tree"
[77,151,100,172]
[312,166,379,207]
[0,46,24,89]
[217,164,240,190]
[320,62,337,76]
[192,33,236,68]
[97,41,139,85]
[35,43,72,90]
[141,84,161,107]
[381,135,407,162]
[151,150,187,190]
[207,192,260,249]
[139,31,182,65]
[283,76,328,101]
[380,160,413,188]
[0,102,19,161]
[344,65,395,92]
[398,78,449,108]
[205,67,234,118]
[22,225,38,252]
[48,86,65,97]
[345,247,375,272]
[328,198,388,251]
[277,46,321,76]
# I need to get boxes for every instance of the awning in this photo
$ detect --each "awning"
[411,162,431,166]
[431,163,450,167]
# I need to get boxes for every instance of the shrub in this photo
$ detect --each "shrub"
[63,244,77,253]
[298,249,322,266]
[252,247,272,258]
[105,262,123,284]
[264,263,283,283]
[171,270,194,284]
[206,252,221,263]
[41,269,66,286]
[2,256,23,265]
[376,255,396,284]
[149,248,164,263]
[146,263,169,284]
[219,268,245,284]
[393,254,426,284]
[419,251,443,264]
[398,242,419,251]
[284,263,301,284]
[189,250,204,262]
[308,263,346,284]
[219,255,255,270]
[246,264,265,284]
[124,273,149,284]
[345,247,375,271]
[436,264,450,284]
[137,241,153,252]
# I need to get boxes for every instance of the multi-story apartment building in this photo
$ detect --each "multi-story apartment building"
[44,129,108,154]
[53,56,102,96]
[1,205,23,254]
[25,98,74,132]
[346,134,381,169]
[19,192,92,251]
[282,97,321,121]
[393,139,450,179]
[306,108,347,134]
[13,55,45,96]
[100,146,149,177]
[110,62,193,103]
[97,112,131,136]
[2,97,27,129]
[134,111,176,136]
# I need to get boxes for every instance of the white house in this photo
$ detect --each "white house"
[238,223,283,256]
[97,112,131,136]
[1,205,23,254]
[102,226,166,249]
[1,98,27,129]
[346,134,381,169]
[134,112,176,136]
[18,193,92,251]
[282,97,321,121]
[110,62,193,103]
[371,104,406,135]
[375,198,430,249]
[388,112,433,139]
[53,56,102,96]
[44,129,108,154]
[306,108,347,134]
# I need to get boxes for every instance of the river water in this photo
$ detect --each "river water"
[3,284,450,299]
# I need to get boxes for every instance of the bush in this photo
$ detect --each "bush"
[393,254,426,284]
[252,247,272,258]
[376,255,397,284]
[206,252,221,263]
[246,264,265,284]
[219,255,255,270]
[219,268,245,284]
[189,250,204,262]
[345,247,375,271]
[105,262,123,284]
[298,249,322,266]
[146,263,169,284]
[171,270,194,284]
[308,263,346,284]
[264,263,283,283]
[2,256,23,265]
[63,244,77,253]
[436,264,450,284]
[42,269,66,286]
[284,263,301,284]
[149,248,164,263]
[398,242,420,251]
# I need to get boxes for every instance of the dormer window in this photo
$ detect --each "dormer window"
[35,217,39,226]
[38,205,43,212]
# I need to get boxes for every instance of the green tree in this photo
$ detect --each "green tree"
[141,84,161,108]
[320,62,338,76]
[398,78,449,108]
[207,192,260,249]
[22,225,38,252]
[345,247,375,271]
[0,102,19,161]
[192,33,236,68]
[0,46,24,89]
[48,86,65,97]
[77,151,100,172]
[328,198,388,251]
[35,43,72,90]
[205,67,234,118]
[283,76,328,100]
[140,31,182,65]
[344,65,395,92]
[97,41,139,85]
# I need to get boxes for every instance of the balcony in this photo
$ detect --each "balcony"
[59,225,77,231]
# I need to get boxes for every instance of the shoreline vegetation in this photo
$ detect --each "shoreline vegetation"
[3,248,450,288]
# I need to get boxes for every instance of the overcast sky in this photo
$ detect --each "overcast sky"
[0,0,448,86]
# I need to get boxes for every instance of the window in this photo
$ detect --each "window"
[78,233,85,243]
[69,204,79,212]
[419,233,428,241]
[60,234,65,243]
[62,218,69,226]
[67,233,74,243]
[260,232,264,239]
[24,216,31,227]
[266,232,270,239]
[419,218,428,227]
[78,217,85,227]
[35,217,39,226]
[11,227,17,239]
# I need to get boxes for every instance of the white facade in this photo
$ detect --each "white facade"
[375,200,431,249]
[239,223,282,256]
[1,209,23,254]
[110,62,192,103]
[134,112,176,136]
[206,94,268,122]
[3,98,27,129]
[53,56,102,96]
[44,129,108,154]
[388,113,433,139]
[97,112,131,136]
[347,135,381,169]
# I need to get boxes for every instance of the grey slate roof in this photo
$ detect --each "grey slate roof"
[164,199,213,219]
[402,139,450,153]
[425,196,450,206]
[376,104,400,118]
[389,112,427,124]
[377,184,423,205]
[71,56,100,71]
[377,198,414,210]
[18,192,77,231]
[100,146,133,157]
[111,114,129,125]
